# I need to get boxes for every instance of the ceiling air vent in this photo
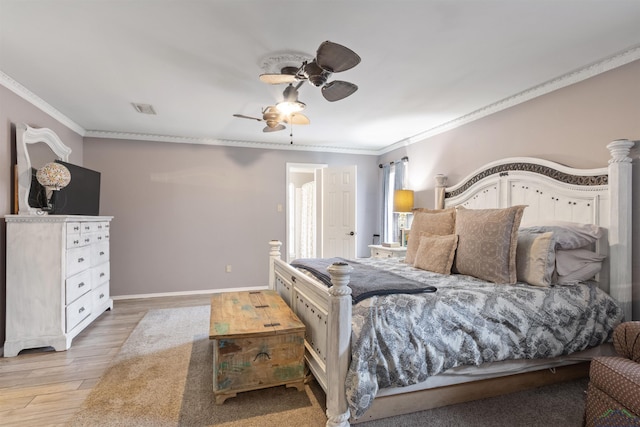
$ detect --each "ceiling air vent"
[132,103,157,115]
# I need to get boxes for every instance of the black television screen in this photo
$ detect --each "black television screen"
[52,160,101,215]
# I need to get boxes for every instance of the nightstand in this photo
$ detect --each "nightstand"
[369,244,407,259]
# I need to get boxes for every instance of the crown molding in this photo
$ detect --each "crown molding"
[0,71,86,136]
[4,43,639,157]
[83,130,380,155]
[378,44,640,155]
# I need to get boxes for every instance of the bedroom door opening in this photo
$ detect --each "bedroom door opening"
[286,163,357,262]
[286,163,326,262]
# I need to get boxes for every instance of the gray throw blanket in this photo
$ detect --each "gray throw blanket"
[290,257,437,304]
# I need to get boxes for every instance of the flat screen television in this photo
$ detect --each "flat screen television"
[29,161,101,215]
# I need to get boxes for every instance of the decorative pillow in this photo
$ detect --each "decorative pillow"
[405,208,456,265]
[555,248,606,284]
[515,231,555,287]
[453,205,526,284]
[413,234,458,275]
[520,221,603,250]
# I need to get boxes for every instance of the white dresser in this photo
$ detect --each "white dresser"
[3,215,114,357]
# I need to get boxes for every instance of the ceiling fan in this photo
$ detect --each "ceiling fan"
[259,41,361,102]
[233,106,310,132]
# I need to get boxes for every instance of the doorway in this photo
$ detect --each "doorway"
[286,163,326,262]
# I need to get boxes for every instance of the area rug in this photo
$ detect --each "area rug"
[69,305,327,427]
[69,304,589,427]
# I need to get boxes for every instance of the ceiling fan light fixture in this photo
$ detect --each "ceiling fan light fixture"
[276,84,306,114]
[276,100,306,115]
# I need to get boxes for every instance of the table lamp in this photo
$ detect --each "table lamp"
[36,162,71,213]
[394,189,414,246]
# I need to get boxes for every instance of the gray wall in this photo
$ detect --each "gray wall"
[378,59,640,319]
[83,137,379,297]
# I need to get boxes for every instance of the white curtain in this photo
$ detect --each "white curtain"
[381,158,408,243]
[299,181,316,258]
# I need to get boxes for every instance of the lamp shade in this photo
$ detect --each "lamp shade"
[36,162,71,190]
[393,189,414,213]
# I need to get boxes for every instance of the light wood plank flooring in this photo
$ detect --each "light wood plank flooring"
[0,294,212,426]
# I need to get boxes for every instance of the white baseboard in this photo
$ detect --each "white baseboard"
[111,285,269,301]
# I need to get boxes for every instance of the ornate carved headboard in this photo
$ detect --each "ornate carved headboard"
[435,140,634,321]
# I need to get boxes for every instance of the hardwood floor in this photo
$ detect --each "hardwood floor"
[0,294,212,426]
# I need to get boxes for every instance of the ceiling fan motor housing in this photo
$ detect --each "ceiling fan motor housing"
[304,61,330,87]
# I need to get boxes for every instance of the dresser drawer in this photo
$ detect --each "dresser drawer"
[80,222,96,234]
[92,282,110,310]
[92,262,110,286]
[66,292,92,332]
[94,230,109,244]
[66,246,91,277]
[66,222,82,236]
[91,242,110,267]
[66,269,92,304]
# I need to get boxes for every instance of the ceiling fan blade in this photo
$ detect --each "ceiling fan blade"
[284,113,310,125]
[263,124,286,132]
[321,80,358,102]
[233,114,263,121]
[316,41,361,73]
[259,73,297,85]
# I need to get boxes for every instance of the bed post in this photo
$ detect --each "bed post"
[268,240,282,290]
[326,262,354,427]
[435,174,447,209]
[607,139,634,321]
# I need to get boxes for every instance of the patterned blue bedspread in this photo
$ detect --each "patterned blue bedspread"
[344,257,623,419]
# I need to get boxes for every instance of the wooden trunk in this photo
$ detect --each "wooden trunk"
[209,290,306,404]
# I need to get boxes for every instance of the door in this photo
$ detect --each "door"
[321,165,357,259]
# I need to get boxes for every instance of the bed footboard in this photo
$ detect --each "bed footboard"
[268,241,353,427]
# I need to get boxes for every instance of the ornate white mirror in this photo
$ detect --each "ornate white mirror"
[16,123,72,215]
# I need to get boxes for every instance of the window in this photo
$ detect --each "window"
[381,157,408,243]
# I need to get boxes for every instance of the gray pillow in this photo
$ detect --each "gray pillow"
[520,221,602,250]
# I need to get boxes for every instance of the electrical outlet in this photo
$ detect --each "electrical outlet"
[225,264,232,273]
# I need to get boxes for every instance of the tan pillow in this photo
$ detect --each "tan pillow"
[454,205,526,284]
[515,231,555,287]
[413,234,458,275]
[405,208,456,265]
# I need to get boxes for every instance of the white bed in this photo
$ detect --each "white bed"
[267,139,634,427]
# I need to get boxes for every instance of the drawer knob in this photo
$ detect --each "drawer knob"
[78,257,85,263]
[74,226,79,231]
[99,293,105,299]
[85,238,90,243]
[78,282,85,288]
[99,251,105,256]
[98,236,102,240]
[73,240,79,244]
[79,307,85,314]
[100,272,105,277]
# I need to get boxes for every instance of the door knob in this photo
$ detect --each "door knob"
[349,231,355,236]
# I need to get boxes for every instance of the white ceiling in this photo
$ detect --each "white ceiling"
[2,0,640,154]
